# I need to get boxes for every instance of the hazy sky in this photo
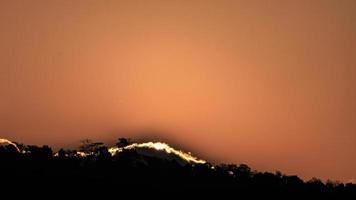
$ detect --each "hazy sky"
[1,0,356,182]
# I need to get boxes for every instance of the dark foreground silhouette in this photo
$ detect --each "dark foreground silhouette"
[1,138,355,199]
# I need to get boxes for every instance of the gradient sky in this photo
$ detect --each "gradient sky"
[1,0,356,182]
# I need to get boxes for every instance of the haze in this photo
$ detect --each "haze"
[1,0,356,182]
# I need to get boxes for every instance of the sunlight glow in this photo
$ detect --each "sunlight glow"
[1,138,205,164]
[76,151,87,157]
[0,138,20,152]
[109,142,206,164]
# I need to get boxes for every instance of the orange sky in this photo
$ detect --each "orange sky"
[1,0,356,182]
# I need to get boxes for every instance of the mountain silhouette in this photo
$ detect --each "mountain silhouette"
[0,137,355,199]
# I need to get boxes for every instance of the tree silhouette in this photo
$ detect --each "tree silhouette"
[0,138,355,199]
[79,139,106,155]
[26,145,53,159]
[116,138,131,148]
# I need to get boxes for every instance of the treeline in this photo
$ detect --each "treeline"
[0,138,355,199]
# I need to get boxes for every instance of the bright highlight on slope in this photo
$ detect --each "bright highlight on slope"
[0,138,20,152]
[108,142,206,164]
[1,138,206,164]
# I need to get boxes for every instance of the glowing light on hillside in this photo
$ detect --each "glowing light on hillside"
[76,151,87,157]
[109,142,206,164]
[0,138,20,152]
[1,138,205,164]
